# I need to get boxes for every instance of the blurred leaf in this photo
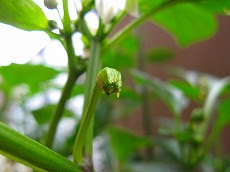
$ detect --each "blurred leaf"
[132,70,187,115]
[217,98,230,130]
[119,87,141,103]
[152,2,217,46]
[32,105,74,126]
[147,47,174,63]
[170,80,201,101]
[198,0,230,13]
[126,162,179,172]
[204,77,230,118]
[71,84,84,97]
[116,87,142,118]
[102,35,137,69]
[108,127,152,162]
[155,137,181,163]
[138,0,166,14]
[94,99,113,136]
[0,64,60,94]
[172,68,218,88]
[0,0,48,30]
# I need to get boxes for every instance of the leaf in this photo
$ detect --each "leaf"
[155,137,181,163]
[102,35,137,69]
[0,64,60,94]
[147,47,174,63]
[132,70,187,115]
[32,105,74,126]
[108,127,152,162]
[217,98,230,130]
[138,0,167,14]
[71,84,85,97]
[204,77,230,118]
[172,68,218,87]
[170,80,201,101]
[0,0,48,30]
[152,2,217,46]
[0,122,80,172]
[198,0,230,14]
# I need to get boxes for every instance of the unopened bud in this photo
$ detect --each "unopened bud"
[97,67,122,98]
[44,0,58,9]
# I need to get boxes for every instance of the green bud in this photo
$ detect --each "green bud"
[97,67,122,98]
[44,0,58,9]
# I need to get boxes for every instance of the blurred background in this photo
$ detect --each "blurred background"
[0,0,230,171]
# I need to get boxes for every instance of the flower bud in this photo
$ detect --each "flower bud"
[97,67,122,97]
[95,0,126,24]
[44,0,58,9]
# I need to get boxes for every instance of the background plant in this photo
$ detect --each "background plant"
[0,0,229,171]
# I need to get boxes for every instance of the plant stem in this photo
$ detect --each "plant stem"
[136,26,153,160]
[63,0,72,35]
[105,0,180,50]
[81,39,101,159]
[73,85,100,163]
[45,70,79,148]
[45,0,81,148]
[0,122,81,172]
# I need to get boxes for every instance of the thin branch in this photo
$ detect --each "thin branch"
[105,0,180,50]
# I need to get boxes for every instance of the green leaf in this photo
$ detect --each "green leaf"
[72,84,84,94]
[0,64,60,94]
[170,80,201,101]
[32,105,74,126]
[198,0,230,14]
[0,0,48,30]
[102,35,137,69]
[132,70,187,115]
[147,47,174,63]
[152,2,217,46]
[108,127,152,162]
[217,98,230,130]
[0,122,80,172]
[204,77,230,118]
[138,0,167,14]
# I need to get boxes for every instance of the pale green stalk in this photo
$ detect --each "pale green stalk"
[0,122,80,172]
[73,67,122,164]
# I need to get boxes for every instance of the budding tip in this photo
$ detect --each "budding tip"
[97,67,122,98]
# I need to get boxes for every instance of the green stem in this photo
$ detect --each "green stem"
[73,85,100,163]
[45,2,80,147]
[45,70,79,148]
[0,122,80,172]
[63,0,72,35]
[105,0,180,50]
[81,39,101,158]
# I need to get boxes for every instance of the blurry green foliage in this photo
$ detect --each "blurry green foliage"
[108,127,152,162]
[132,69,187,115]
[147,47,174,63]
[217,98,230,130]
[0,64,60,95]
[102,35,138,70]
[152,2,217,46]
[32,105,74,126]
